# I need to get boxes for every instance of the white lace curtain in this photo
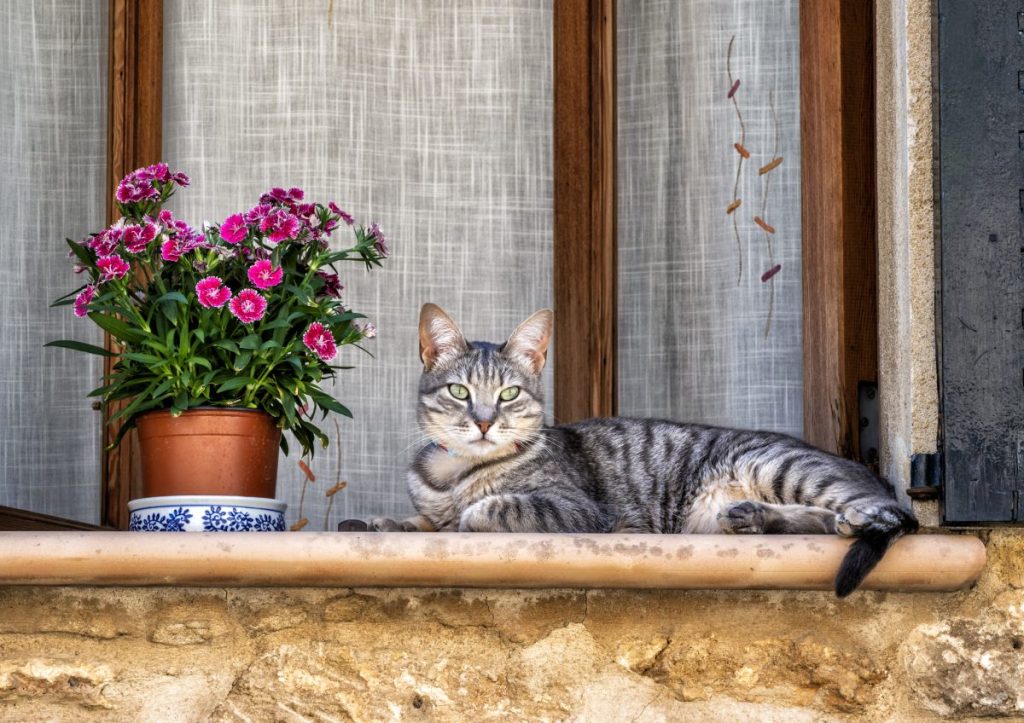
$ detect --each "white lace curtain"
[617,0,803,436]
[162,0,554,527]
[0,2,107,523]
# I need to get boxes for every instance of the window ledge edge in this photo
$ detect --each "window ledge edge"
[0,531,985,591]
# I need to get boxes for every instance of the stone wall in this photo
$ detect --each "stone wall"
[1,529,1021,721]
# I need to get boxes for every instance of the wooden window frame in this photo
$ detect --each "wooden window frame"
[1,0,876,528]
[553,0,879,468]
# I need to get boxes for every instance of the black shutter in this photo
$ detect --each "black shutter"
[938,1,1024,523]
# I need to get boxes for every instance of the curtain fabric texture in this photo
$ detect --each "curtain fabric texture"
[617,0,803,436]
[0,2,107,523]
[163,0,554,527]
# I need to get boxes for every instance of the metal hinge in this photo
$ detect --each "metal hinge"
[857,381,879,466]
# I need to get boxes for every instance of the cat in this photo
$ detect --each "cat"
[344,303,918,597]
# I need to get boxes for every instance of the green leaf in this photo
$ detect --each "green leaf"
[51,285,90,307]
[239,334,262,351]
[109,383,163,422]
[188,355,212,370]
[216,376,254,393]
[212,340,240,354]
[88,313,148,344]
[122,352,162,365]
[156,291,188,305]
[233,352,251,371]
[65,238,95,267]
[309,389,352,418]
[151,378,172,400]
[159,300,179,324]
[44,339,116,357]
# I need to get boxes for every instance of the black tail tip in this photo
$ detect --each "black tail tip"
[834,510,918,597]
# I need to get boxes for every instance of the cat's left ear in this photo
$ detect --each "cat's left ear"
[504,309,553,374]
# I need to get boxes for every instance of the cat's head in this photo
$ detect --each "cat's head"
[416,303,552,458]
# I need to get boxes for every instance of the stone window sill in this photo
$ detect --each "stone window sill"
[0,531,985,591]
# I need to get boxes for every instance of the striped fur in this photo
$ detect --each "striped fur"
[384,305,917,596]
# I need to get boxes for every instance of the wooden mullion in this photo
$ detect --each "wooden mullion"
[800,0,878,458]
[553,0,617,423]
[103,0,163,528]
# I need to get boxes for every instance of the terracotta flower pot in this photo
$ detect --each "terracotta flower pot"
[136,408,282,498]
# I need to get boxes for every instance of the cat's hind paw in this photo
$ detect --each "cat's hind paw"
[717,500,766,534]
[835,503,917,538]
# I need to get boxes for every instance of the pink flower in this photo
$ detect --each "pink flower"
[315,271,343,298]
[358,321,377,339]
[96,254,130,282]
[161,239,182,262]
[328,202,354,225]
[220,213,247,244]
[229,288,267,324]
[260,209,301,243]
[243,203,273,225]
[115,176,158,204]
[171,171,190,187]
[368,222,390,258]
[138,163,170,182]
[261,187,304,205]
[89,227,121,256]
[247,259,283,289]
[196,276,231,308]
[73,285,97,318]
[123,222,160,253]
[303,322,337,362]
[160,222,204,262]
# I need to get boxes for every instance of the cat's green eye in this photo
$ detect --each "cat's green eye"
[448,383,470,400]
[499,386,520,402]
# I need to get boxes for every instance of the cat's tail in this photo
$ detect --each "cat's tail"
[833,504,919,597]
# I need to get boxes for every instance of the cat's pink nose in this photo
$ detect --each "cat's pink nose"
[476,421,492,435]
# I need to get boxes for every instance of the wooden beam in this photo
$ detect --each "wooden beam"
[553,0,617,423]
[800,0,879,458]
[104,0,163,528]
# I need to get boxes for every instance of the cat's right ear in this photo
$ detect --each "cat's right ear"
[419,303,468,371]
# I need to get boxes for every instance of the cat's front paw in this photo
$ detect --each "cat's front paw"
[337,517,411,532]
[717,501,766,534]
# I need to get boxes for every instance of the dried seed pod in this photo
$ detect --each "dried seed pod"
[761,264,782,282]
[325,481,348,497]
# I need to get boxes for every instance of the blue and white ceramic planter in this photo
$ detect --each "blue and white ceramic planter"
[128,496,287,532]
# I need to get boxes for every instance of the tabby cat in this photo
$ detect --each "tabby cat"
[352,304,918,597]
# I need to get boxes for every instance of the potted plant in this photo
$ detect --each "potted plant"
[49,164,388,530]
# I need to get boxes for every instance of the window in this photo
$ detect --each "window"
[2,0,879,530]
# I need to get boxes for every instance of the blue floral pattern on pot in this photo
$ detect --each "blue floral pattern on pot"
[128,498,286,532]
